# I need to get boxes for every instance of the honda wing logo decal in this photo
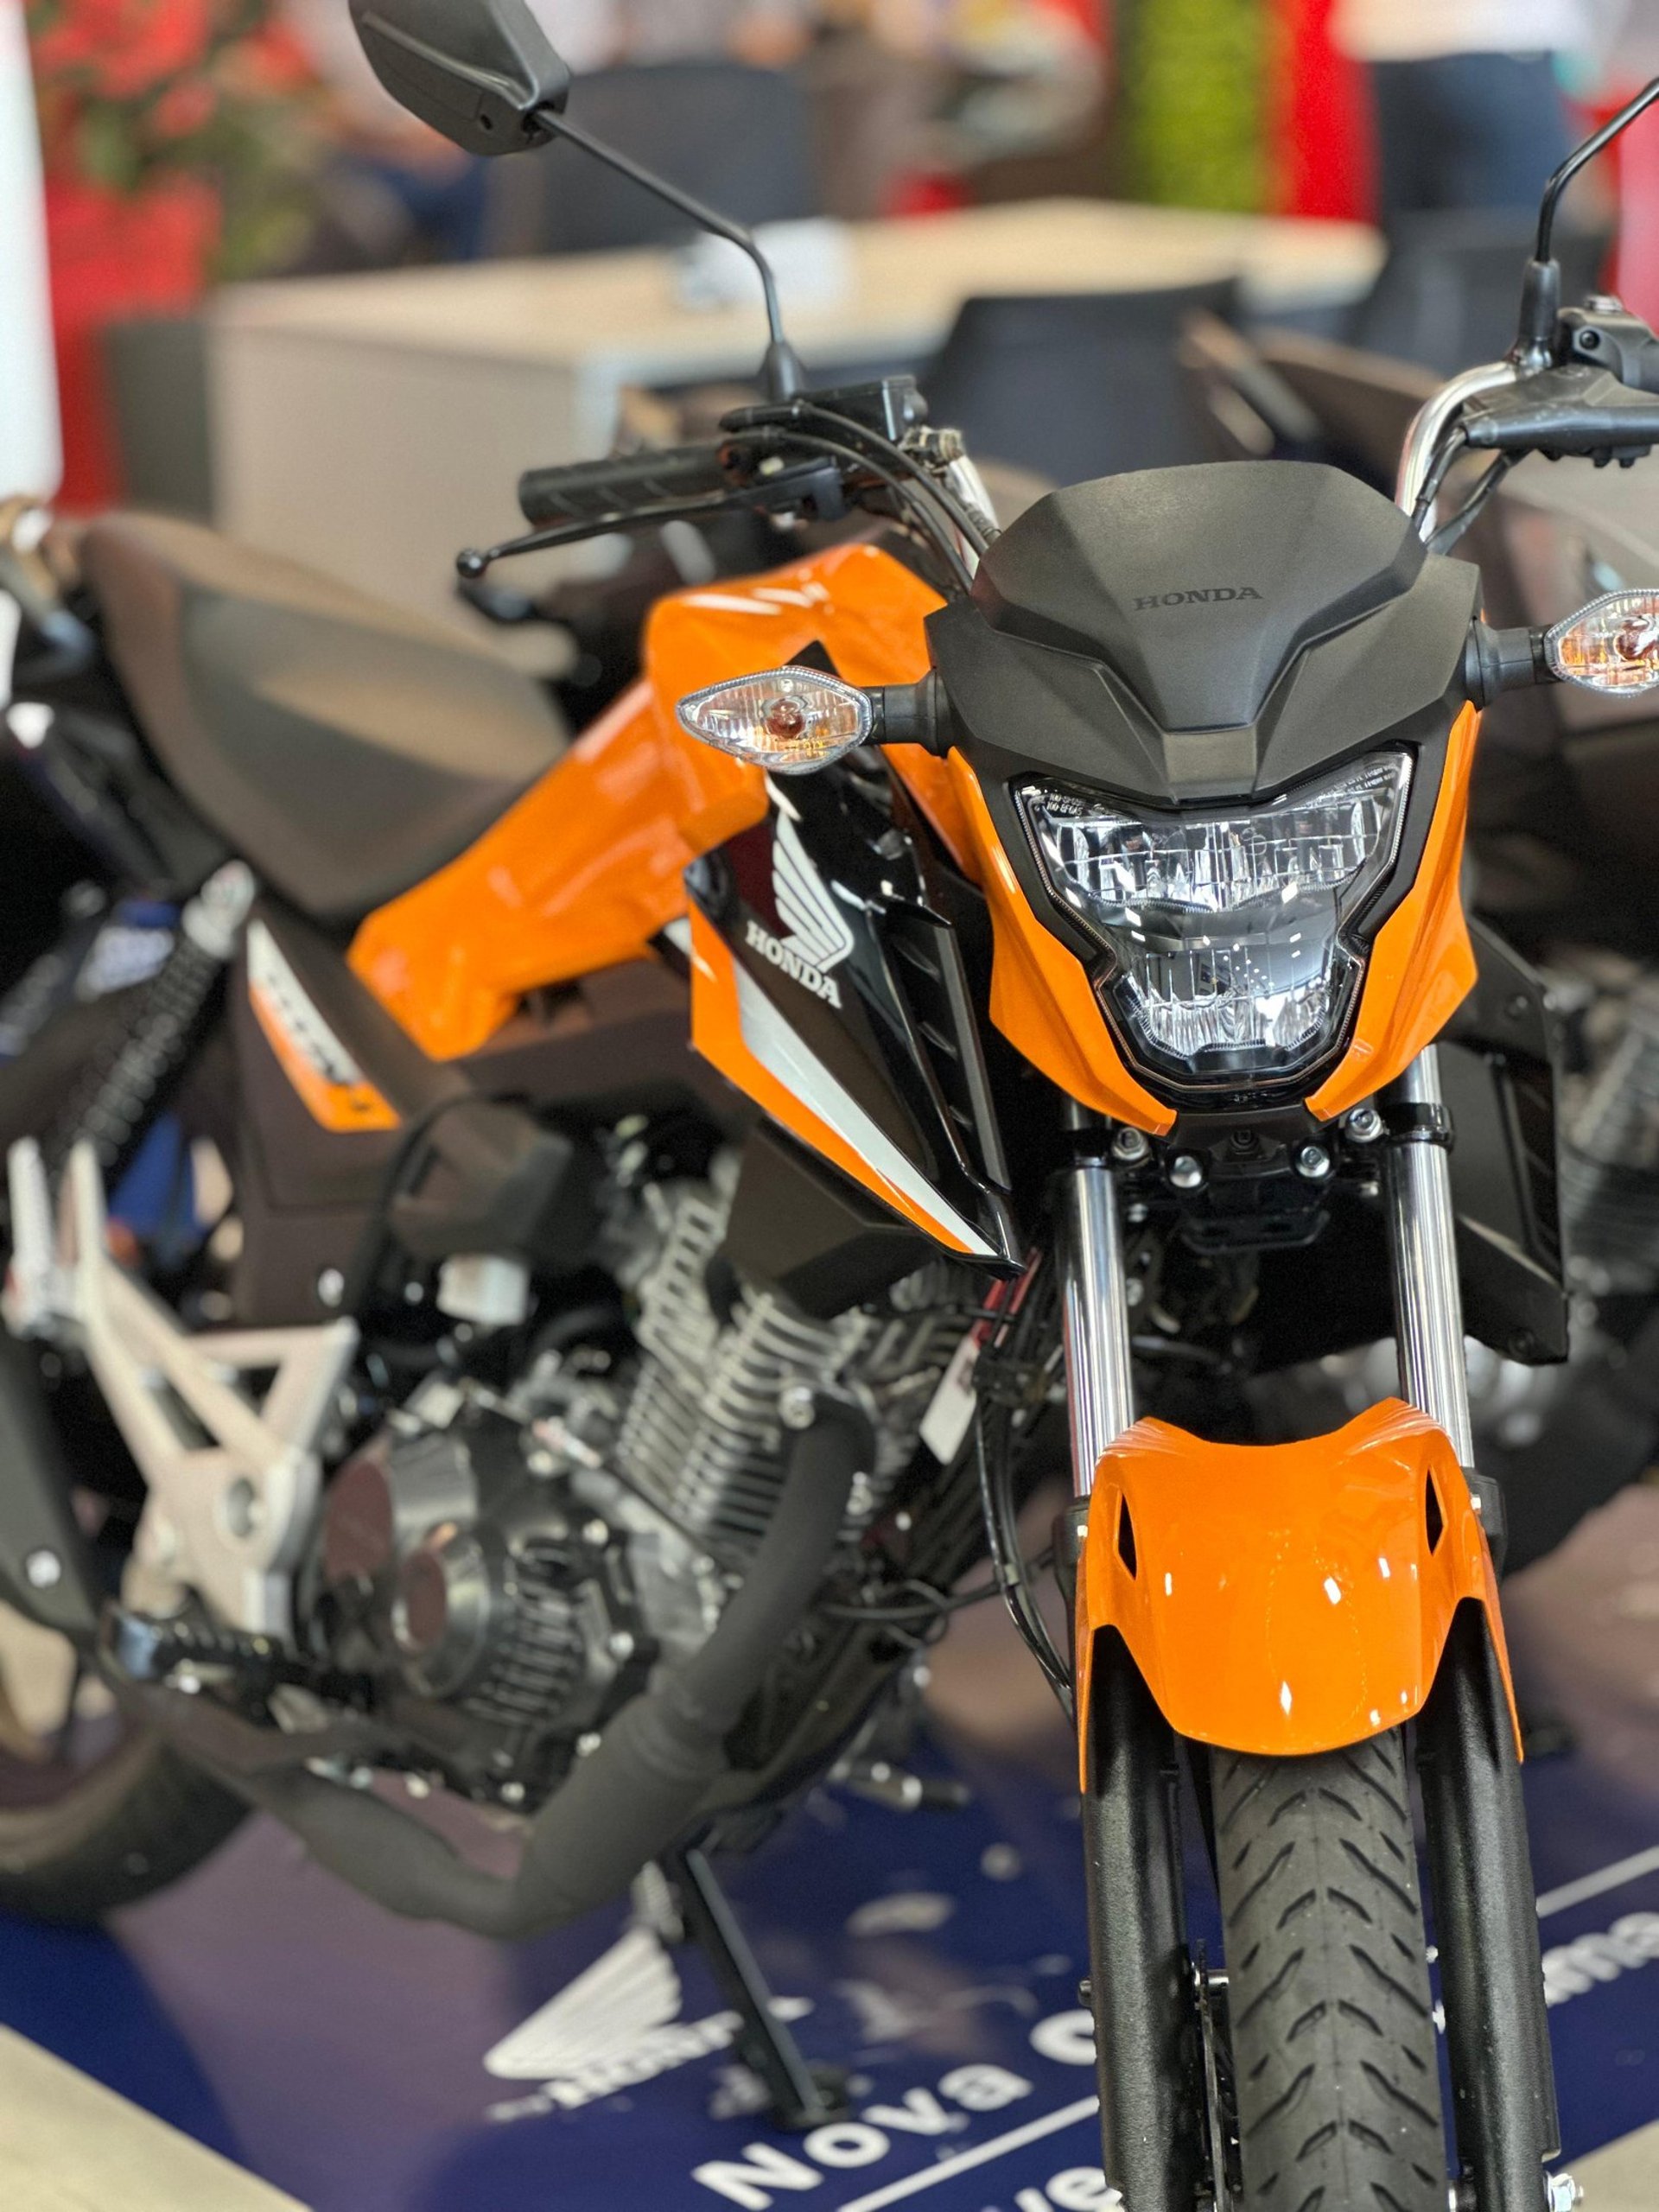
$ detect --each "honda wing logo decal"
[485,1927,683,2087]
[745,810,854,1009]
[483,1925,811,2115]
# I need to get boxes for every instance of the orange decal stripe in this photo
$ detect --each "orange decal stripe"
[944,754,1176,1135]
[248,982,399,1135]
[1310,704,1479,1121]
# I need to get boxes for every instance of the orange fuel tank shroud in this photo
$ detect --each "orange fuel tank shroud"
[1309,701,1480,1120]
[939,754,1178,1134]
[1075,1399,1520,1773]
[348,543,945,1061]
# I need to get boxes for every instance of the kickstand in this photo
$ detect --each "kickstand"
[665,1843,850,2131]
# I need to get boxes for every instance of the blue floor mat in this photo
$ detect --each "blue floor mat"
[0,1729,1654,2210]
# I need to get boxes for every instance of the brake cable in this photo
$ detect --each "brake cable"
[1428,451,1521,556]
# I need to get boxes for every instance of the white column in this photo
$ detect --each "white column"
[0,0,61,499]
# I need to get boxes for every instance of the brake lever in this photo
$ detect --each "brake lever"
[1460,364,1659,465]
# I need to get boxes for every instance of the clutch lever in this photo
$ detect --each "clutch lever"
[456,452,846,581]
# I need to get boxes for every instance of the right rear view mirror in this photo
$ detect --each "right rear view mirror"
[349,0,570,156]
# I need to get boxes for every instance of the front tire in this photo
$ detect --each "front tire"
[1215,1733,1446,2212]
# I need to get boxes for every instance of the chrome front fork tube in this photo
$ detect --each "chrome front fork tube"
[1383,1047,1477,1468]
[1061,1140,1137,1498]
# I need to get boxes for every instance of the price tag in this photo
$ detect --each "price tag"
[921,1326,982,1463]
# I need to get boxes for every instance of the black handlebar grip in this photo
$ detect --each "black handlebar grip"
[518,443,733,527]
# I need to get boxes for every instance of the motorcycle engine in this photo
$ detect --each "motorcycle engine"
[316,1149,973,1796]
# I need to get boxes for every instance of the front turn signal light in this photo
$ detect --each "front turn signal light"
[677,667,874,774]
[1546,589,1659,693]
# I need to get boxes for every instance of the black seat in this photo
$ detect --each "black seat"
[80,514,568,925]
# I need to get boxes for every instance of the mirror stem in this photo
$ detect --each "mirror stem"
[532,107,804,401]
[1516,75,1659,365]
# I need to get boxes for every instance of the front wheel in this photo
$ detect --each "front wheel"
[1215,1733,1446,2212]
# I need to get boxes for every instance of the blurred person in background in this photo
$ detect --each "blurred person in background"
[601,0,812,66]
[1332,0,1591,226]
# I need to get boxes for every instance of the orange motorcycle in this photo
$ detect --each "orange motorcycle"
[4,8,1659,2206]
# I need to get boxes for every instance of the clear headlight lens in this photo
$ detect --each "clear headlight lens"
[1019,752,1412,1083]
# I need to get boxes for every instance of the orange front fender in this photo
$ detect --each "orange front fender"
[1076,1399,1518,1769]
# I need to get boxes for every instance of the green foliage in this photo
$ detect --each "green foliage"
[1115,0,1269,214]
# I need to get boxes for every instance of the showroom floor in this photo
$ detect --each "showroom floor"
[0,1487,1656,2212]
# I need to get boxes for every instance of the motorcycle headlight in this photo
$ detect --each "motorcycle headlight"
[1018,752,1412,1084]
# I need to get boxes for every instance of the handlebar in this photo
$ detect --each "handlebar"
[518,442,734,527]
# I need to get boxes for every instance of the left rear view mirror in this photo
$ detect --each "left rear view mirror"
[1547,588,1659,694]
[349,0,570,156]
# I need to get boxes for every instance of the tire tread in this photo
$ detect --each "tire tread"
[1216,1733,1444,2212]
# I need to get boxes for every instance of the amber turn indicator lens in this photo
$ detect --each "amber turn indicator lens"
[677,665,875,773]
[764,696,809,741]
[1547,589,1659,694]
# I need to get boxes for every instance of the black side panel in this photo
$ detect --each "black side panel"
[231,913,408,1325]
[229,906,739,1325]
[723,1124,935,1319]
[462,958,749,1135]
[387,1100,600,1272]
[688,754,1020,1268]
[1444,919,1568,1364]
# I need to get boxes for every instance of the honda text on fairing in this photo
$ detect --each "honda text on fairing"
[5,7,1659,2208]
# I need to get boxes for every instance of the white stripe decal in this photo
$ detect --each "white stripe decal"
[1536,1843,1659,1921]
[836,2096,1102,2212]
[731,960,997,1259]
